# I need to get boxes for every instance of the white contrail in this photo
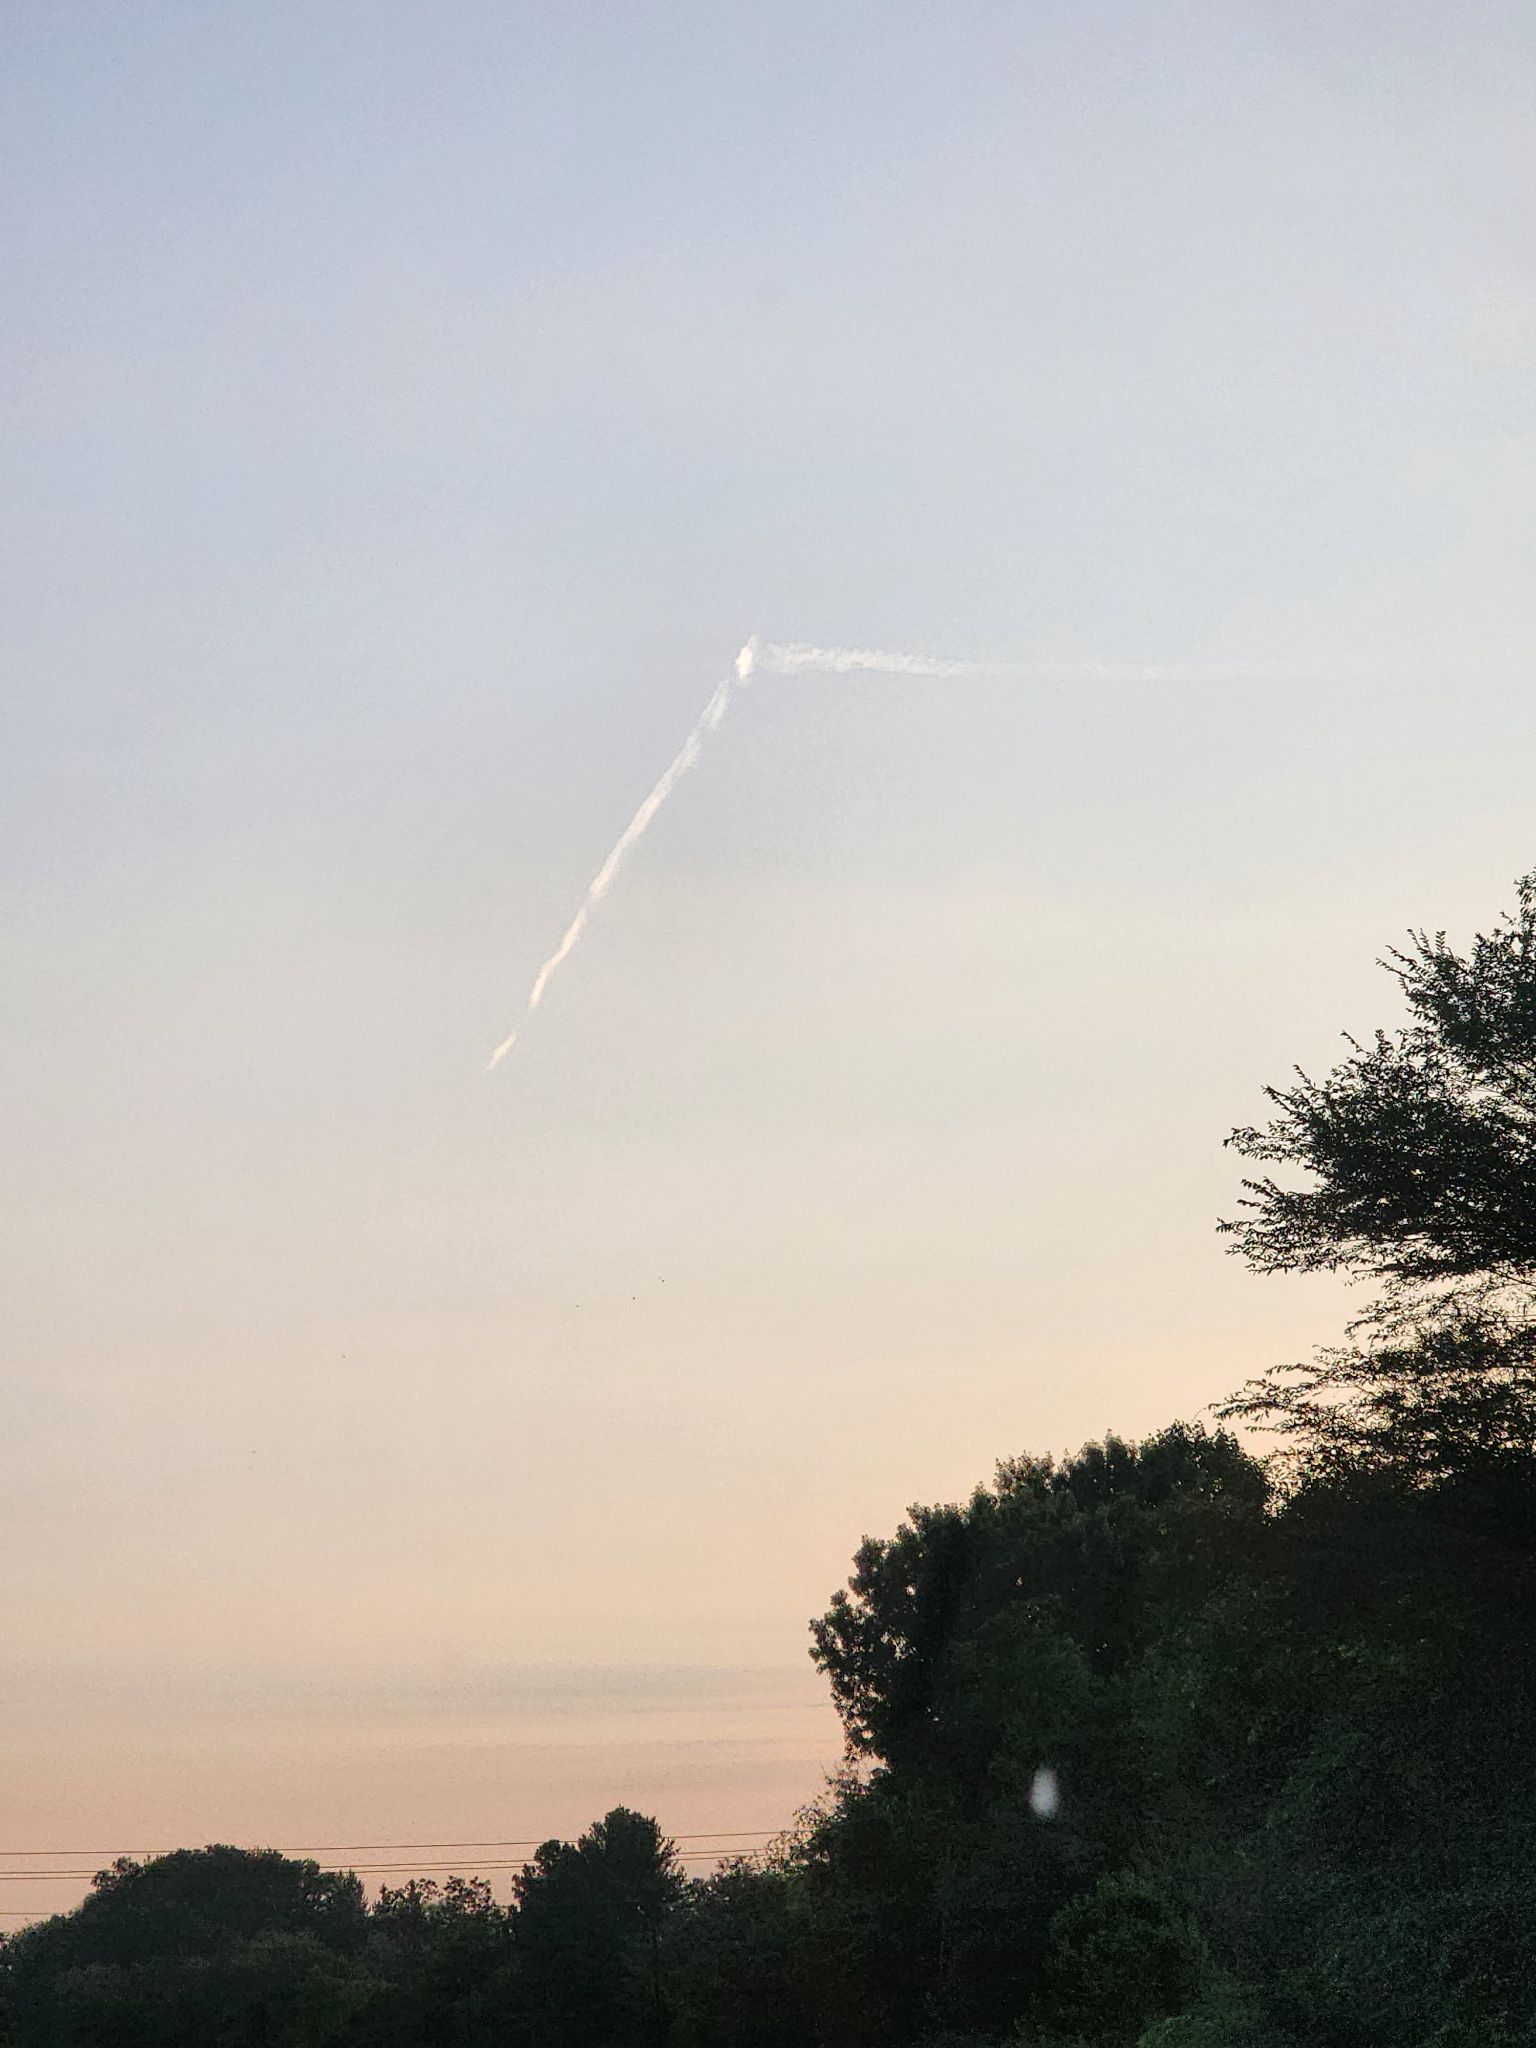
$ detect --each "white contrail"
[487,634,1397,1066]
[752,641,1389,684]
[754,640,985,678]
[486,669,739,1069]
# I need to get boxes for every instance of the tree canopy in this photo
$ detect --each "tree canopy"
[1222,870,1536,1287]
[1221,871,1536,1489]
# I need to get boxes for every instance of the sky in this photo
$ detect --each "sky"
[4,0,1536,1918]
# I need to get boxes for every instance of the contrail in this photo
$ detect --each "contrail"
[486,668,740,1069]
[753,640,983,678]
[487,634,1386,1066]
[751,641,1387,684]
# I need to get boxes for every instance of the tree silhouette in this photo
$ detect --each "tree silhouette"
[1221,870,1536,1485]
[1222,871,1536,1286]
[513,1807,684,2047]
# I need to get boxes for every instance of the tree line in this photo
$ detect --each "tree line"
[6,873,1536,2046]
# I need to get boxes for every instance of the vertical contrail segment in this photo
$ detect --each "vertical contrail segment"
[486,662,746,1069]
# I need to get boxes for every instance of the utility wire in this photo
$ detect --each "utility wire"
[0,1856,764,1882]
[0,1842,782,1881]
[0,1838,786,1928]
[0,1829,778,1859]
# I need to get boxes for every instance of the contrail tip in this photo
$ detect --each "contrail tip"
[734,636,759,683]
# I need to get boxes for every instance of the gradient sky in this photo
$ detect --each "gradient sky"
[5,0,1536,1919]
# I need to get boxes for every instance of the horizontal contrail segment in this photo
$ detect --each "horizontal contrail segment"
[753,641,983,678]
[486,674,737,1070]
[752,641,1392,685]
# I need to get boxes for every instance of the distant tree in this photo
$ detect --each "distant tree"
[1,1847,372,2046]
[79,1845,366,1961]
[667,1859,815,2048]
[513,1807,685,2048]
[365,1876,515,2046]
[189,1928,376,2045]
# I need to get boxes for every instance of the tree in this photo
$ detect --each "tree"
[811,1426,1267,1791]
[1220,1301,1536,1486]
[1220,871,1536,1484]
[806,1430,1268,2044]
[1,1848,372,2046]
[1221,870,1536,1287]
[365,1876,515,2046]
[1025,1872,1208,2047]
[667,1860,815,2048]
[76,1845,367,1962]
[513,1807,685,2048]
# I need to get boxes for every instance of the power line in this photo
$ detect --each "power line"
[0,1829,778,1860]
[0,1836,787,1931]
[0,1839,783,1883]
[0,1856,763,1883]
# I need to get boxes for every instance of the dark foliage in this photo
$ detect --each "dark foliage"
[1221,871,1536,1286]
[1,1848,373,2045]
[513,1806,685,2047]
[6,1428,1533,2047]
[1216,870,1536,1532]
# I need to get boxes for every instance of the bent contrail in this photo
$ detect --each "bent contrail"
[487,634,1367,1066]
